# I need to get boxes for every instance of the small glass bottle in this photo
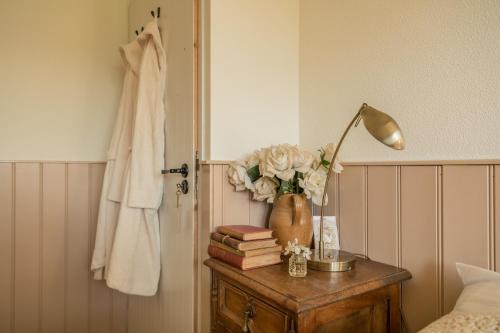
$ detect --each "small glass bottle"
[289,253,307,277]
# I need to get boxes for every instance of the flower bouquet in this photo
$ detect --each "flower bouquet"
[227,143,343,205]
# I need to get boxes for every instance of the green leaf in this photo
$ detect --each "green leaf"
[279,180,292,195]
[246,165,260,182]
[319,148,325,160]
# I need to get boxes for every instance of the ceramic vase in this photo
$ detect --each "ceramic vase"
[268,194,313,249]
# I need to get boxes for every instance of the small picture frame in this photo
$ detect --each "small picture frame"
[313,216,340,250]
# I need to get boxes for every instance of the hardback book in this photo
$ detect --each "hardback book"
[210,240,281,257]
[216,225,273,241]
[211,232,277,251]
[208,245,282,270]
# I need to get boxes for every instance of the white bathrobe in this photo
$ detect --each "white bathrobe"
[91,20,166,296]
[91,38,141,280]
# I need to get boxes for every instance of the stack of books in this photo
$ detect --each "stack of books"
[208,225,282,270]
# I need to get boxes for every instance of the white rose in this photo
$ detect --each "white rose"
[253,176,279,203]
[299,169,328,206]
[312,156,321,170]
[259,144,295,181]
[244,150,260,169]
[323,143,343,173]
[292,146,315,173]
[227,161,255,191]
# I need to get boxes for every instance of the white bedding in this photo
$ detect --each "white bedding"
[420,312,500,333]
[419,263,500,333]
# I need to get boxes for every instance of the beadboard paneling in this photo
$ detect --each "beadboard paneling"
[0,161,128,333]
[367,166,399,266]
[496,165,500,271]
[400,166,440,332]
[442,165,490,313]
[198,164,269,333]
[338,166,366,255]
[0,163,13,333]
[14,163,41,333]
[41,163,66,333]
[201,161,500,333]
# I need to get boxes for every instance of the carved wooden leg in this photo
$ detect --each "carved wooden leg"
[389,284,401,333]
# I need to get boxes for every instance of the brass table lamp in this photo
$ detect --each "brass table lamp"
[307,103,405,272]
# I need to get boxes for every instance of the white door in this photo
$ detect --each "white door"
[128,1,199,332]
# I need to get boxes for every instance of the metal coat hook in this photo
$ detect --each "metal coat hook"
[151,7,161,18]
[135,26,145,36]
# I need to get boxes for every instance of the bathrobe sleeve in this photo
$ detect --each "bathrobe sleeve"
[127,23,167,210]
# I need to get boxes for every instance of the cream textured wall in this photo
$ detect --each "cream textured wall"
[299,0,500,161]
[0,0,129,161]
[207,0,299,160]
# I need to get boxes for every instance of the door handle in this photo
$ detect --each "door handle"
[162,163,188,178]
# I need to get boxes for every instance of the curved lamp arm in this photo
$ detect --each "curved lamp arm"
[318,103,405,259]
[318,104,365,258]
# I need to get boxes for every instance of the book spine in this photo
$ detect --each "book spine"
[208,245,244,269]
[211,232,242,250]
[216,226,245,240]
[210,240,245,256]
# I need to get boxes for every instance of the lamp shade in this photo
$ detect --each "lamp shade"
[361,105,405,150]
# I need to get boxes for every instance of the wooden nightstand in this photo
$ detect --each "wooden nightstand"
[204,258,411,333]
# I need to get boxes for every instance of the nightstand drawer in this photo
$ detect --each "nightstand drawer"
[217,279,289,333]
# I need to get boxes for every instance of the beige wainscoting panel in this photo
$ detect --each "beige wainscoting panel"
[66,164,91,333]
[367,166,399,266]
[400,166,440,332]
[41,163,66,333]
[337,166,368,255]
[198,163,214,333]
[442,165,490,313]
[111,292,129,333]
[212,164,224,225]
[496,165,500,272]
[89,164,113,333]
[199,163,269,333]
[128,295,161,333]
[0,163,13,333]
[0,161,128,333]
[222,164,251,225]
[337,166,366,255]
[14,162,41,333]
[249,199,270,228]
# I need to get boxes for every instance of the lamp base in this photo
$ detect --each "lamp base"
[307,249,356,272]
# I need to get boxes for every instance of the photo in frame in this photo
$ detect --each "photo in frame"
[313,216,340,250]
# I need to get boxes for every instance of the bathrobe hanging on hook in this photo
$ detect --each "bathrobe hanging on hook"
[91,19,166,296]
[91,32,142,282]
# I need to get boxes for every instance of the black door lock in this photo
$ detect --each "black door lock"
[162,163,188,178]
[177,180,188,195]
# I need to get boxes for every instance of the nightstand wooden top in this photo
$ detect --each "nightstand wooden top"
[204,257,411,313]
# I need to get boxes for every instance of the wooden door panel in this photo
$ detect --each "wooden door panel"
[127,1,198,332]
